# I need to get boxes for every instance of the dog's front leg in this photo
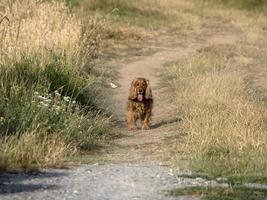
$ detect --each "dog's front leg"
[142,112,151,130]
[128,111,137,130]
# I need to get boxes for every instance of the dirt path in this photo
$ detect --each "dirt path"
[106,32,240,164]
[109,44,197,163]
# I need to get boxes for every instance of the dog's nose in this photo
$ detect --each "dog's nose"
[138,89,143,94]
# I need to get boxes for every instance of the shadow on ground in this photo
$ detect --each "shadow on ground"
[114,117,182,130]
[151,117,182,129]
[0,171,65,194]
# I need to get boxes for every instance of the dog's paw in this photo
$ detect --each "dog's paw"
[141,125,150,130]
[128,126,137,130]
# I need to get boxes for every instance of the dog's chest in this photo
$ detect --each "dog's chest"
[132,102,145,114]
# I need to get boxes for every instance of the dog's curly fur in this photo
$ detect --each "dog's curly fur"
[127,77,153,130]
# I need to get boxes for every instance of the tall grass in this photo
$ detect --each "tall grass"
[205,0,267,14]
[79,0,168,29]
[0,0,102,68]
[166,45,267,177]
[0,132,74,171]
[0,0,111,171]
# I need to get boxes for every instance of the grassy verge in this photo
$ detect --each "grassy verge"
[165,45,267,179]
[169,186,267,200]
[0,0,112,172]
[0,132,74,171]
[164,1,267,183]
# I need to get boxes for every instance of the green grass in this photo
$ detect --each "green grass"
[0,58,111,148]
[74,0,169,28]
[64,0,81,7]
[205,0,267,14]
[169,186,267,200]
[175,174,267,185]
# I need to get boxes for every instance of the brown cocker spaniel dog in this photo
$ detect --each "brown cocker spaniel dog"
[127,78,153,130]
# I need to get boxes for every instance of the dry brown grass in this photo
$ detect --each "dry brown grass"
[0,132,75,171]
[0,0,102,68]
[167,47,267,176]
[163,0,267,177]
[0,0,78,66]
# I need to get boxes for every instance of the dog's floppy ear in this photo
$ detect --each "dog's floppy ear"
[129,79,137,100]
[145,79,153,99]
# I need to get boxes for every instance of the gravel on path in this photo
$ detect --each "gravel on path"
[0,163,205,200]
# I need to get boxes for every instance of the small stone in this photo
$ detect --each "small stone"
[109,82,118,89]
[216,177,227,182]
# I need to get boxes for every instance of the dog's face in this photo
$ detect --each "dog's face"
[129,78,152,101]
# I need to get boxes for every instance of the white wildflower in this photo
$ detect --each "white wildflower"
[40,102,48,107]
[63,96,70,102]
[55,90,61,97]
[37,95,45,100]
[44,99,52,103]
[55,106,61,111]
